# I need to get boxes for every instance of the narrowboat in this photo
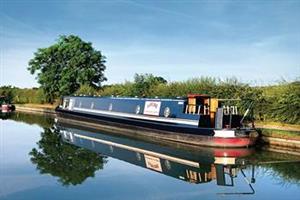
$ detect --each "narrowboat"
[55,94,258,148]
[56,121,256,190]
[0,95,15,113]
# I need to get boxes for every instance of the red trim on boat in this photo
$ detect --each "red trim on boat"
[213,148,254,157]
[213,137,256,148]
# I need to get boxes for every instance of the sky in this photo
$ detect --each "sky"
[0,0,299,88]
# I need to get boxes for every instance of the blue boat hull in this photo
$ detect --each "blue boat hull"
[55,107,214,136]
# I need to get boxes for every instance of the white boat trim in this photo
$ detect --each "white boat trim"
[72,107,199,126]
[213,130,236,138]
[73,133,200,168]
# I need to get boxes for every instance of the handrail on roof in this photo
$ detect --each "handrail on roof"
[218,99,241,101]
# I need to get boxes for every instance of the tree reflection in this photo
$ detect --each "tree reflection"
[0,112,54,128]
[266,162,300,185]
[253,151,300,185]
[29,127,107,186]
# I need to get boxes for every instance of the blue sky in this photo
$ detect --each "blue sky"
[0,0,299,88]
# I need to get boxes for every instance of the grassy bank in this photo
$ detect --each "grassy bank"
[255,121,300,131]
[15,103,57,110]
[258,128,300,140]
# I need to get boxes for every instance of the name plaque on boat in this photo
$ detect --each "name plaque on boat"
[144,101,161,116]
[144,155,162,172]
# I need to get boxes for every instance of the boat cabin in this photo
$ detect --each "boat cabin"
[59,94,244,130]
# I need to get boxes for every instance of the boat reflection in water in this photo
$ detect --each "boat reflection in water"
[55,120,256,195]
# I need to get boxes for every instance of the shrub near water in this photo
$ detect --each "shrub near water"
[263,81,300,124]
[0,86,46,104]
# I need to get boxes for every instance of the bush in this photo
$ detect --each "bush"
[75,84,98,96]
[0,86,46,104]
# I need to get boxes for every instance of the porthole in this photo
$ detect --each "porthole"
[109,103,113,111]
[109,145,114,153]
[135,105,141,114]
[164,107,171,117]
[164,160,171,170]
[136,152,142,161]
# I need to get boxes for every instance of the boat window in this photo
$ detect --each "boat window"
[91,102,94,109]
[109,103,113,111]
[79,101,82,108]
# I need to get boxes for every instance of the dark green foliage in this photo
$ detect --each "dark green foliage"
[131,73,168,97]
[30,127,107,186]
[268,82,300,124]
[99,82,135,97]
[0,86,46,104]
[75,84,98,96]
[97,74,168,97]
[0,85,14,104]
[28,35,106,102]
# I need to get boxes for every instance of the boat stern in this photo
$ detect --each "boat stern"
[212,128,258,148]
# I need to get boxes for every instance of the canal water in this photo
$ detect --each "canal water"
[0,112,299,200]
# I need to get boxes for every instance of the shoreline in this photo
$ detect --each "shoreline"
[14,104,300,150]
[15,104,56,115]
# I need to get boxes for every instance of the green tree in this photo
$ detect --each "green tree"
[132,73,167,97]
[75,84,98,96]
[28,35,106,103]
[30,127,107,186]
[0,85,14,104]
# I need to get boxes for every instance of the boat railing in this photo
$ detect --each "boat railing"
[184,104,210,115]
[185,104,239,116]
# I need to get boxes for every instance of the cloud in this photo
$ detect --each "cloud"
[122,0,195,19]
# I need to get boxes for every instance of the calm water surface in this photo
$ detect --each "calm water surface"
[0,112,300,200]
